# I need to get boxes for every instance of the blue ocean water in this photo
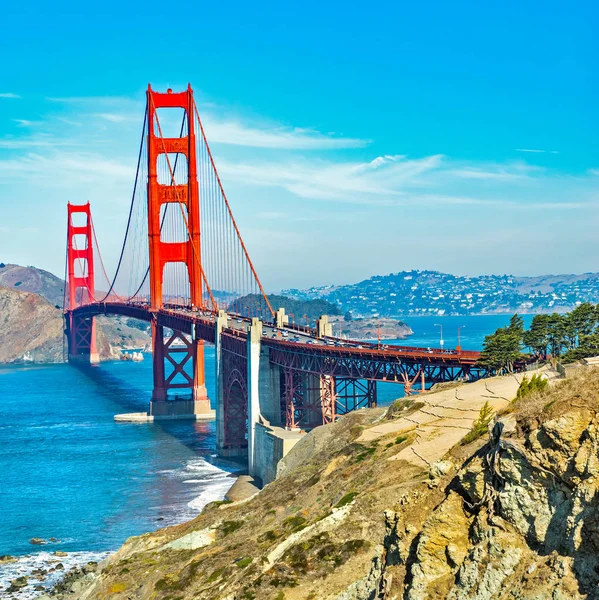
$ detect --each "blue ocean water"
[0,314,526,568]
[0,344,239,562]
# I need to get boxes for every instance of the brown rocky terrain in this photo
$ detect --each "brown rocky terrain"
[39,365,599,599]
[0,285,151,364]
[0,286,65,363]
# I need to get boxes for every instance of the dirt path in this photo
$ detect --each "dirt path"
[359,367,558,467]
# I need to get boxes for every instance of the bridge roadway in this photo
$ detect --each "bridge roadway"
[71,301,485,384]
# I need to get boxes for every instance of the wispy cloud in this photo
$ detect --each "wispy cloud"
[0,135,77,149]
[202,119,370,150]
[93,113,135,123]
[515,148,559,154]
[0,93,20,99]
[217,152,599,211]
[12,119,42,128]
[0,151,133,186]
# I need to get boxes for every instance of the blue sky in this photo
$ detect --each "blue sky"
[0,0,598,290]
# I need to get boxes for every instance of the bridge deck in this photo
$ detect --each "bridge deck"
[68,301,484,382]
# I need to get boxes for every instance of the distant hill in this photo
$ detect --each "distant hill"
[0,263,152,363]
[0,286,64,363]
[283,270,599,317]
[229,294,342,323]
[0,263,65,307]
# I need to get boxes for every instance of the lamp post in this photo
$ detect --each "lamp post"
[434,323,444,348]
[457,325,465,351]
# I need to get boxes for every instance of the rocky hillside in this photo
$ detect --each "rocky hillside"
[0,287,64,363]
[43,366,599,599]
[0,263,65,307]
[0,285,151,364]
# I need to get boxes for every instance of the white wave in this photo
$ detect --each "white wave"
[180,457,236,513]
[187,477,235,512]
[0,550,110,600]
[184,459,226,474]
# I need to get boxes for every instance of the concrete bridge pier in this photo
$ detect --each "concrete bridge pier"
[215,311,233,456]
[245,317,303,483]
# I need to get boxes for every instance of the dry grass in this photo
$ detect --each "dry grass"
[514,367,599,431]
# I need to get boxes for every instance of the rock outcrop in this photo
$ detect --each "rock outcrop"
[48,369,599,599]
[0,286,64,363]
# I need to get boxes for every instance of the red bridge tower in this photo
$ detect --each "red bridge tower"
[146,85,210,414]
[66,202,99,363]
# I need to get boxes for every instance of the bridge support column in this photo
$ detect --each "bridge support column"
[149,321,214,420]
[316,315,333,339]
[215,311,228,454]
[282,372,336,430]
[275,307,289,329]
[67,313,100,364]
[192,325,210,413]
[247,318,262,476]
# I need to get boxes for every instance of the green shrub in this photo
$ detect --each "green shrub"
[462,401,494,445]
[221,520,244,536]
[515,373,549,401]
[206,568,223,583]
[283,515,307,532]
[354,446,376,462]
[236,557,253,568]
[395,435,407,445]
[334,491,358,508]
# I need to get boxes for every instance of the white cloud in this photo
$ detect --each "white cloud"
[515,148,559,154]
[201,118,370,150]
[0,93,20,99]
[216,152,599,212]
[0,135,77,149]
[12,119,41,127]
[93,113,135,123]
[0,151,133,186]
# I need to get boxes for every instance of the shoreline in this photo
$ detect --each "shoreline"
[0,459,239,599]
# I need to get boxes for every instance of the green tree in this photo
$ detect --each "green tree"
[546,313,567,357]
[563,302,598,349]
[523,314,551,358]
[478,326,523,373]
[508,313,524,336]
[344,311,353,322]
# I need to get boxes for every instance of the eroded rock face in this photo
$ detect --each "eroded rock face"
[390,411,599,600]
[0,287,64,363]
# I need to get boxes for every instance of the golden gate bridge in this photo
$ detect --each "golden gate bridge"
[64,84,487,468]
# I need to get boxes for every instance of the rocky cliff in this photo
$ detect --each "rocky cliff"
[42,366,599,599]
[0,285,151,364]
[0,286,64,363]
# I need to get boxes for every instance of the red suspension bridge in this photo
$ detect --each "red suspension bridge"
[64,84,488,465]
